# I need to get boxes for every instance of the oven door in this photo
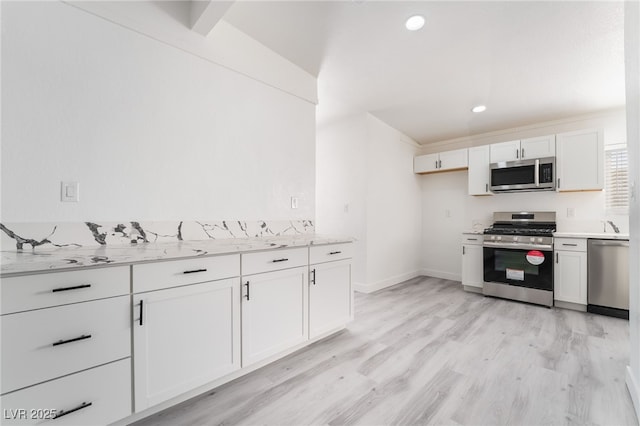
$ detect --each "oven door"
[483,243,553,291]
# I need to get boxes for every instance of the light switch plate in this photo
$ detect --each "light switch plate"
[61,181,79,202]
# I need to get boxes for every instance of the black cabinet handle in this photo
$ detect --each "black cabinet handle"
[557,178,561,189]
[463,246,465,255]
[562,243,578,247]
[328,251,342,255]
[52,284,91,293]
[139,300,144,326]
[311,269,316,285]
[53,402,92,419]
[183,268,207,274]
[245,281,250,301]
[271,258,289,263]
[52,334,92,347]
[485,183,489,192]
[556,253,559,263]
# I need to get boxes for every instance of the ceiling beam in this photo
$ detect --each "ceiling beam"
[190,1,235,36]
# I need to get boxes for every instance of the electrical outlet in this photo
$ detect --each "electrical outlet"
[344,204,349,213]
[445,209,451,218]
[567,207,575,218]
[290,196,299,209]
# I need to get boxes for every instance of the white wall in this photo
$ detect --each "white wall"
[624,0,640,419]
[421,110,628,280]
[1,1,316,223]
[316,112,422,292]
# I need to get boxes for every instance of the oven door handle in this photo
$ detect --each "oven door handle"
[534,159,540,187]
[483,241,553,251]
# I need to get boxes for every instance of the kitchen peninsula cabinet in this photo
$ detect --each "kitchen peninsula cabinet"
[309,244,353,339]
[241,248,309,367]
[132,255,240,412]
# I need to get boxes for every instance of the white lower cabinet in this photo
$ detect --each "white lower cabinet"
[310,259,352,339]
[461,234,484,291]
[0,359,131,425]
[133,278,241,411]
[241,267,308,367]
[554,239,587,306]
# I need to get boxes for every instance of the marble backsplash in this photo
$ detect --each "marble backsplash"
[0,220,314,251]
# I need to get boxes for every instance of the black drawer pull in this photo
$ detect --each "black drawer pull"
[139,300,144,326]
[52,334,92,347]
[328,251,342,255]
[271,258,289,263]
[53,402,92,419]
[52,284,91,293]
[183,268,207,274]
[562,243,578,247]
[245,281,250,301]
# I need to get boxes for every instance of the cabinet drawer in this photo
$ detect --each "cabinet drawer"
[554,238,587,252]
[310,243,353,264]
[1,266,129,315]
[0,359,131,425]
[2,296,130,394]
[461,234,483,245]
[242,247,308,276]
[133,254,239,293]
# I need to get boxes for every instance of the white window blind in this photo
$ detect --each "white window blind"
[605,146,629,214]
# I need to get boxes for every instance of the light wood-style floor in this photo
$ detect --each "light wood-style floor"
[133,276,638,426]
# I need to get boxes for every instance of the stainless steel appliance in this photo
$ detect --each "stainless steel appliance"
[483,211,556,306]
[490,157,555,192]
[587,239,629,319]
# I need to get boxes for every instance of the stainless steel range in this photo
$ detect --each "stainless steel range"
[483,211,556,307]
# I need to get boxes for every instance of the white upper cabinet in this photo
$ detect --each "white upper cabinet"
[414,149,468,174]
[414,153,439,174]
[489,140,521,163]
[520,135,556,159]
[468,145,492,195]
[556,129,604,191]
[490,136,555,163]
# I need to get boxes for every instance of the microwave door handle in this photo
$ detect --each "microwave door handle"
[534,159,540,187]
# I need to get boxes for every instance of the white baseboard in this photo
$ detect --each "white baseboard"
[353,270,422,294]
[626,366,640,421]
[420,268,461,282]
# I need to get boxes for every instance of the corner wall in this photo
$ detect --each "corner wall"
[316,113,422,292]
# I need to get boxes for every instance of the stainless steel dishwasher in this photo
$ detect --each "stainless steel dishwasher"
[587,239,629,319]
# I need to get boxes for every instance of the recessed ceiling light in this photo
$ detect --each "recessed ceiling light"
[405,15,425,31]
[471,105,487,113]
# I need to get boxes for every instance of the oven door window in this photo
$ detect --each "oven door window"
[483,247,553,291]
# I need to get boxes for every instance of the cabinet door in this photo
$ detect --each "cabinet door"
[520,135,556,159]
[556,129,604,191]
[309,259,352,339]
[490,140,521,163]
[414,153,439,173]
[133,278,241,412]
[439,148,468,171]
[468,146,492,195]
[554,251,587,305]
[241,267,308,367]
[462,244,484,289]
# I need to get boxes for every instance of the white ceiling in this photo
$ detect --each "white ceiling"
[222,1,626,145]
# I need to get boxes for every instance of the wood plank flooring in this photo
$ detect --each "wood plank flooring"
[132,276,638,426]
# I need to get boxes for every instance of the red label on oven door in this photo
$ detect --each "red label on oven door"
[526,250,545,265]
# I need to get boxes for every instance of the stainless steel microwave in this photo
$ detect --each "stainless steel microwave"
[490,157,555,192]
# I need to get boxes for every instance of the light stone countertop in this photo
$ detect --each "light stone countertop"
[0,234,353,277]
[553,232,630,240]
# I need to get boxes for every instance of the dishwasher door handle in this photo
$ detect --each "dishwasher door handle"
[590,240,629,247]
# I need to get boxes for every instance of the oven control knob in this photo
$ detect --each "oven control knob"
[513,236,518,241]
[537,237,543,243]
[497,236,502,241]
[530,237,535,242]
